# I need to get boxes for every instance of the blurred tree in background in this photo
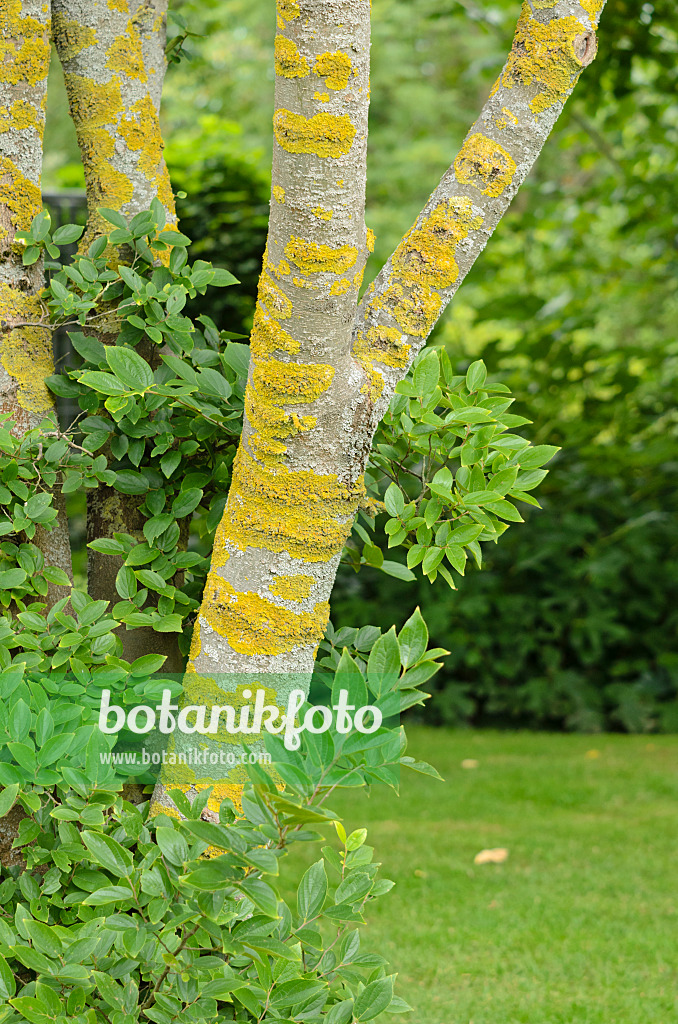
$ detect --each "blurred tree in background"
[44,0,678,732]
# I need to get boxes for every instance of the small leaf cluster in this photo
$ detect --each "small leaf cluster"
[348,349,558,588]
[317,608,448,728]
[27,205,249,640]
[0,418,108,607]
[14,209,82,267]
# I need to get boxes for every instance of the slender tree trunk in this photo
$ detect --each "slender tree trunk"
[53,0,181,665]
[0,0,73,607]
[149,0,607,815]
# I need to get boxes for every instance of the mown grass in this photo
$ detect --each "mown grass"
[291,728,678,1024]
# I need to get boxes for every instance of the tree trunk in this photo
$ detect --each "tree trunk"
[53,0,180,662]
[0,0,73,607]
[149,0,607,815]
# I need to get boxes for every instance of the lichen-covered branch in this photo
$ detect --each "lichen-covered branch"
[351,0,606,436]
[53,0,176,239]
[53,0,180,661]
[152,0,372,817]
[0,0,73,604]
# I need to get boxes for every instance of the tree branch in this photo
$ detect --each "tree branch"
[351,0,606,438]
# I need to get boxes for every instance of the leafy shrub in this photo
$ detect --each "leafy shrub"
[0,592,441,1022]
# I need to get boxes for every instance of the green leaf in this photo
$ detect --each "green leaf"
[158,229,192,245]
[8,996,52,1024]
[42,566,71,586]
[130,653,167,677]
[88,537,126,555]
[172,487,203,518]
[70,331,107,366]
[0,954,15,1000]
[24,921,62,959]
[160,450,181,478]
[353,976,396,1021]
[384,483,405,518]
[0,568,27,589]
[82,830,133,877]
[422,547,444,573]
[53,223,84,245]
[238,877,279,917]
[155,826,188,866]
[80,371,128,395]
[465,359,487,392]
[82,885,135,905]
[98,207,127,229]
[297,859,327,923]
[116,565,137,600]
[211,267,239,286]
[398,607,428,668]
[37,732,74,766]
[412,350,440,398]
[105,345,153,391]
[0,784,19,818]
[445,543,467,574]
[113,470,149,495]
[379,560,416,581]
[483,498,524,522]
[367,628,401,695]
[9,700,30,743]
[401,756,444,781]
[518,444,560,469]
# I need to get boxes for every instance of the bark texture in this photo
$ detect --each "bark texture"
[0,0,73,605]
[52,0,176,237]
[153,0,607,815]
[53,0,180,661]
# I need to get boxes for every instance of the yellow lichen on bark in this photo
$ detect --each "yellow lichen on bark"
[0,156,41,232]
[454,133,517,197]
[495,107,518,130]
[222,448,364,562]
[329,278,351,296]
[269,574,315,601]
[284,237,358,275]
[0,99,41,133]
[313,51,353,90]
[365,197,484,339]
[0,286,52,416]
[250,307,299,360]
[258,270,293,320]
[272,185,286,203]
[277,0,301,25]
[252,358,335,406]
[311,206,333,220]
[392,197,484,294]
[273,110,356,158]
[354,325,410,399]
[579,0,605,25]
[0,2,50,87]
[106,22,147,81]
[274,36,310,79]
[502,6,587,114]
[201,572,328,656]
[51,13,96,62]
[119,95,168,182]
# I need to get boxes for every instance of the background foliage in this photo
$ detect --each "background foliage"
[42,0,678,731]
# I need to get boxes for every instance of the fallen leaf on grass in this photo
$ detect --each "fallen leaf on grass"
[474,847,509,865]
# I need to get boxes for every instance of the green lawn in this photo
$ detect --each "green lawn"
[310,729,678,1024]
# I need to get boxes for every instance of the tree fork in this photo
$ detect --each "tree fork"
[0,0,73,607]
[153,0,607,815]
